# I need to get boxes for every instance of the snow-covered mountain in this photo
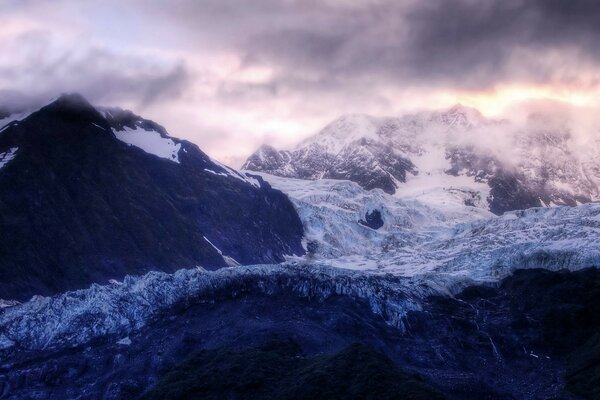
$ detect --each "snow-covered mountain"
[244,105,600,214]
[0,94,304,301]
[6,169,599,351]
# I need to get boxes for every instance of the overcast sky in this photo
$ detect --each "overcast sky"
[2,0,600,166]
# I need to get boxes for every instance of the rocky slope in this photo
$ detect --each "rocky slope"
[0,94,304,301]
[244,105,600,214]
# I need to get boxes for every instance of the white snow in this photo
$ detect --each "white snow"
[113,127,181,163]
[397,142,490,211]
[300,114,382,154]
[203,236,240,266]
[209,158,261,187]
[0,110,35,133]
[0,299,20,308]
[254,172,600,284]
[117,337,132,346]
[204,169,228,177]
[0,147,18,170]
[203,236,223,255]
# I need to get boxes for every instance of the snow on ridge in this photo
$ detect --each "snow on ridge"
[209,157,261,187]
[0,110,35,133]
[0,147,18,170]
[113,126,181,163]
[203,235,223,255]
[301,114,382,154]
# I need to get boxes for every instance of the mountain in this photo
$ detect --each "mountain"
[243,105,600,214]
[0,94,304,301]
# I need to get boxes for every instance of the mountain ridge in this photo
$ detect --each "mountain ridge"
[243,105,600,214]
[0,93,304,301]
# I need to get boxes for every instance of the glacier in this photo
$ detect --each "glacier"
[0,264,428,351]
[2,172,599,354]
[255,172,600,280]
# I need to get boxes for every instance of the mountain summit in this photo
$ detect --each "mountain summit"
[0,94,304,300]
[243,106,600,214]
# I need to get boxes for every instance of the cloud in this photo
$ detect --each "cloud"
[0,22,190,111]
[2,0,600,166]
[143,0,600,91]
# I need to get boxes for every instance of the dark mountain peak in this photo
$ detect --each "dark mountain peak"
[27,93,109,132]
[45,93,96,113]
[0,95,305,300]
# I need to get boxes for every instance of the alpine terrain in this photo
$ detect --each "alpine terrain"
[0,97,598,400]
[244,105,600,214]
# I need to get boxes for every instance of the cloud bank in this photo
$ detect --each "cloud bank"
[1,0,600,165]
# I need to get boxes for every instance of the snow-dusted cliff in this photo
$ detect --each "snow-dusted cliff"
[244,105,600,214]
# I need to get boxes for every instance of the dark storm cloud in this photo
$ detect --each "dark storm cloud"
[402,0,600,87]
[150,0,600,90]
[5,0,600,106]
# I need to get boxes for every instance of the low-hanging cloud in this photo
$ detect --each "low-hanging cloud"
[2,0,600,166]
[0,26,190,111]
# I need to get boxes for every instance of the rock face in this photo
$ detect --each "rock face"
[0,94,304,301]
[359,209,384,230]
[243,114,417,195]
[243,105,600,214]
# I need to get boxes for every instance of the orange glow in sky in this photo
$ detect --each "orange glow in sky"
[452,84,600,117]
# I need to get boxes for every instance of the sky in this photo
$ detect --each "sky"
[2,0,600,166]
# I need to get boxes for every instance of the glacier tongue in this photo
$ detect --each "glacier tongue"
[0,264,428,351]
[254,172,600,281]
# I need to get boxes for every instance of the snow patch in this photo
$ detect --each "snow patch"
[208,158,261,187]
[203,236,222,255]
[117,337,131,346]
[0,147,18,170]
[113,127,181,163]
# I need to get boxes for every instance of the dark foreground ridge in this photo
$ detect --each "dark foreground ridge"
[0,94,304,301]
[0,267,598,399]
[142,341,444,400]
